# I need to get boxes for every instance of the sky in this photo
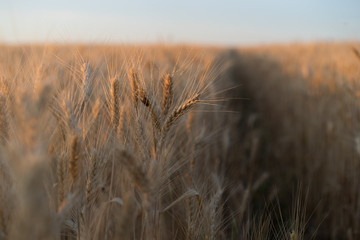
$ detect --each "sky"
[0,0,359,46]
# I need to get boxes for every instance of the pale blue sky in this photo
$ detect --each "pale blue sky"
[0,0,359,45]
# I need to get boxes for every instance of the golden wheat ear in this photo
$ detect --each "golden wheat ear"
[117,107,124,142]
[163,94,200,135]
[137,88,161,133]
[130,69,161,133]
[162,73,173,117]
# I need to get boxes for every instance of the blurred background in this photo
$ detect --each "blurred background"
[1,0,359,45]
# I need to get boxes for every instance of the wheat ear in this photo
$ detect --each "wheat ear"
[117,107,124,142]
[137,88,161,132]
[161,73,173,116]
[163,94,200,135]
[111,77,120,132]
[82,62,92,101]
[129,69,160,131]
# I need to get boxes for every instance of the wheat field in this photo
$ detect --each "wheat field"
[0,43,360,240]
